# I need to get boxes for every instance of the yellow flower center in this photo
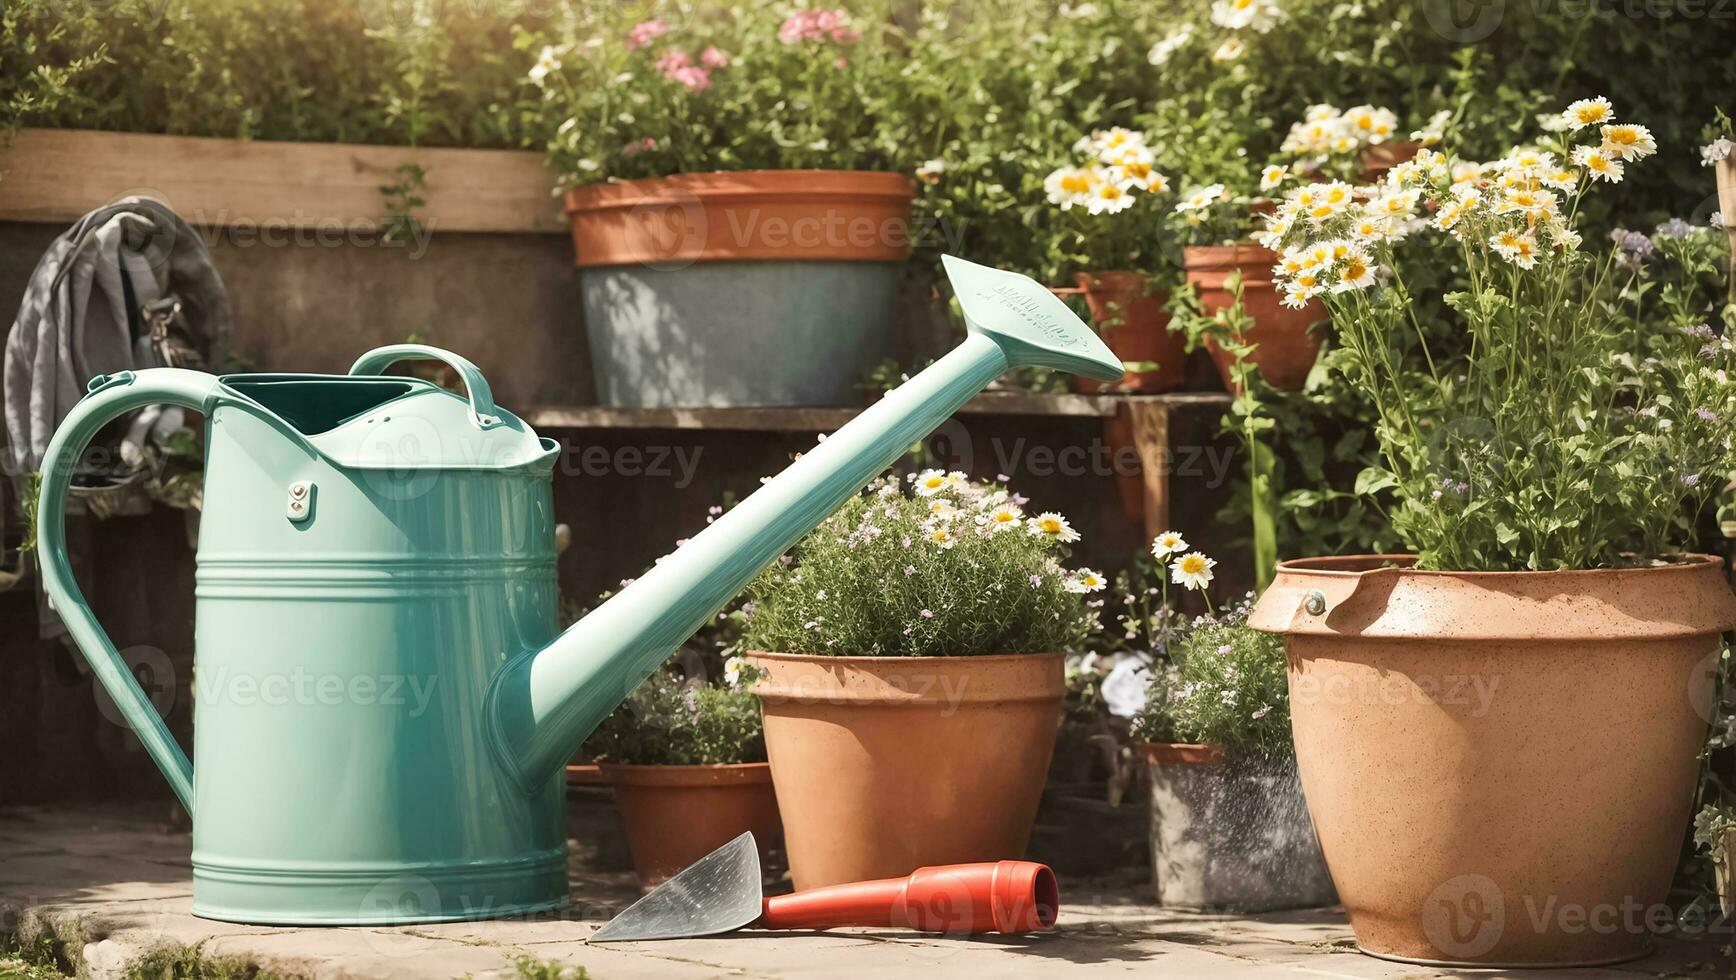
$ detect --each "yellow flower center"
[1039,518,1062,534]
[994,511,1017,523]
[1180,556,1207,574]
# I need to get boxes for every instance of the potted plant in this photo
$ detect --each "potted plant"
[740,473,1098,889]
[582,658,780,888]
[1040,127,1190,394]
[1249,100,1736,967]
[1162,171,1326,393]
[530,7,917,408]
[1130,566,1335,912]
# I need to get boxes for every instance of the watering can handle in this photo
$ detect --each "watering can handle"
[347,344,502,429]
[35,368,222,813]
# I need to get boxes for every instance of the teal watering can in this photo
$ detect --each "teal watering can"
[36,256,1122,925]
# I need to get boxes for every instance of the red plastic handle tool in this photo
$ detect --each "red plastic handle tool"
[757,861,1059,934]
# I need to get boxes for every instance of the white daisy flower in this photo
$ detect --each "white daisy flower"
[1175,183,1226,212]
[1259,164,1289,191]
[913,469,950,496]
[1561,96,1614,131]
[1066,568,1107,593]
[1170,552,1217,591]
[1044,166,1100,210]
[1211,37,1246,62]
[1027,512,1081,544]
[1086,178,1137,215]
[1489,229,1540,269]
[1573,144,1624,183]
[1151,530,1188,559]
[1599,123,1656,161]
[528,45,562,85]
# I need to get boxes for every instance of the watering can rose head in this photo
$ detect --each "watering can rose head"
[739,474,1100,657]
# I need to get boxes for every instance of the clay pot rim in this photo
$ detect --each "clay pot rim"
[745,650,1065,704]
[598,761,773,787]
[1274,552,1726,581]
[565,169,917,212]
[1181,243,1277,268]
[1136,741,1226,765]
[1253,552,1736,640]
[745,649,1062,666]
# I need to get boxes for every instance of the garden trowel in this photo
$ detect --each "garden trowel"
[589,832,1059,942]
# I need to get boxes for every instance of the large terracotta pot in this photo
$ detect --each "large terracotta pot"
[1058,271,1188,394]
[1140,742,1335,912]
[747,651,1064,890]
[601,762,783,888]
[1183,245,1325,392]
[1251,554,1736,968]
[564,170,915,407]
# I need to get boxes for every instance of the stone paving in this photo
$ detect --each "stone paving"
[1,803,1731,979]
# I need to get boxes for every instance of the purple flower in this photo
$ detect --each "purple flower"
[1683,473,1702,487]
[1698,407,1719,422]
[1655,217,1695,239]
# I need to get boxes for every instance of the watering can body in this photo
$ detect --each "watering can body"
[34,256,1124,925]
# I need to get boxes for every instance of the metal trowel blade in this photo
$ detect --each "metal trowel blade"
[590,831,764,942]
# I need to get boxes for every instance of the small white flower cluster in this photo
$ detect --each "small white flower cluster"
[1703,137,1734,168]
[1044,127,1169,215]
[1280,103,1401,161]
[905,470,1104,594]
[1264,97,1654,307]
[1209,0,1284,32]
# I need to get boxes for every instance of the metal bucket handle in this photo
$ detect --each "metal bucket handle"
[347,344,503,429]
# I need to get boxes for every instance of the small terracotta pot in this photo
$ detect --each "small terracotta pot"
[1360,140,1421,183]
[1183,245,1325,392]
[748,651,1064,890]
[564,170,916,268]
[1059,271,1188,394]
[1251,554,1736,968]
[601,762,783,888]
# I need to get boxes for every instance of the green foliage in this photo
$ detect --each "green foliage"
[1133,599,1291,759]
[0,0,546,147]
[740,473,1098,656]
[583,661,766,766]
[510,957,590,980]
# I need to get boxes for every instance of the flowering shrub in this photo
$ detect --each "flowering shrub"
[739,473,1098,656]
[527,3,911,185]
[1260,100,1736,570]
[583,659,766,766]
[1132,596,1291,759]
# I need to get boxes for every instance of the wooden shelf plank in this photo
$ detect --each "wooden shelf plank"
[0,128,564,234]
[526,391,1230,431]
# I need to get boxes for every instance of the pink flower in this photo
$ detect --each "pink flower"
[622,137,657,157]
[671,66,712,92]
[625,19,670,51]
[700,46,731,68]
[778,8,859,45]
[834,56,849,68]
[655,49,691,73]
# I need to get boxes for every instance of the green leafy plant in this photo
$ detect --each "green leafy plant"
[1132,596,1291,759]
[739,473,1099,656]
[582,659,765,766]
[1264,101,1736,570]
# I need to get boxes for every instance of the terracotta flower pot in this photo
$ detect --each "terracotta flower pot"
[1139,742,1335,912]
[563,170,916,407]
[1183,245,1325,392]
[601,762,783,888]
[1058,271,1188,394]
[747,651,1064,890]
[1250,555,1736,968]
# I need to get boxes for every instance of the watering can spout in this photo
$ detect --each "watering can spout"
[486,255,1123,786]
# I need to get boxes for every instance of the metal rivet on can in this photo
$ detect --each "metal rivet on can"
[287,481,315,522]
